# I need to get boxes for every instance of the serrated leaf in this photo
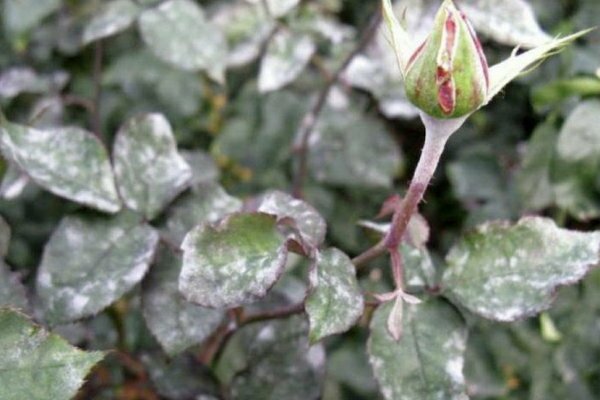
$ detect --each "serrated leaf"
[442,217,600,321]
[0,262,28,311]
[0,309,105,400]
[113,113,192,220]
[138,0,227,81]
[258,29,315,93]
[162,183,242,245]
[368,300,468,400]
[258,190,326,248]
[229,316,325,400]
[305,248,363,342]
[2,0,61,34]
[142,246,224,356]
[0,121,121,213]
[36,212,159,324]
[180,213,288,308]
[308,106,402,188]
[461,0,551,47]
[82,0,142,45]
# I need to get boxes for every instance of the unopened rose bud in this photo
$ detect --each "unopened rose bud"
[404,0,489,119]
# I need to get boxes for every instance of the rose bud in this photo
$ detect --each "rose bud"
[383,0,590,122]
[403,0,488,119]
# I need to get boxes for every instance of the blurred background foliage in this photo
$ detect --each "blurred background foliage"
[0,0,599,399]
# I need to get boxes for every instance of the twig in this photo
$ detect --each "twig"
[91,40,104,140]
[240,301,305,325]
[199,302,305,366]
[291,5,382,198]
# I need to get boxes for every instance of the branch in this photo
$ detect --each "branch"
[291,6,383,198]
[199,302,305,366]
[240,302,305,325]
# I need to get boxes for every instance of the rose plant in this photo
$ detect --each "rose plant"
[0,0,599,399]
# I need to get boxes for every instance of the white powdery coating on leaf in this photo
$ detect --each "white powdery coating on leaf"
[305,248,364,342]
[179,214,288,308]
[0,310,105,400]
[138,0,227,75]
[258,29,316,92]
[113,113,192,219]
[163,183,242,245]
[368,301,469,400]
[258,190,326,247]
[0,123,121,213]
[36,213,159,324]
[443,217,600,321]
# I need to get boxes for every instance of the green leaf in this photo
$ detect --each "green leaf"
[162,183,242,245]
[0,121,121,213]
[113,113,192,220]
[2,0,61,34]
[138,0,227,82]
[0,262,28,311]
[82,0,142,45]
[517,116,559,211]
[229,316,325,400]
[308,106,402,188]
[305,248,364,342]
[368,300,468,400]
[552,100,600,220]
[36,212,159,324]
[258,29,315,93]
[531,78,600,110]
[0,308,105,400]
[258,190,326,248]
[179,213,288,308]
[142,246,224,356]
[442,217,600,321]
